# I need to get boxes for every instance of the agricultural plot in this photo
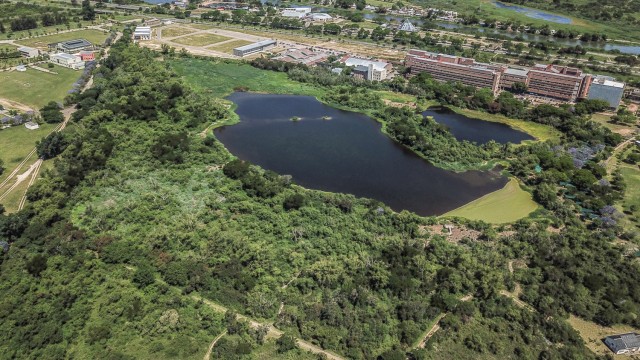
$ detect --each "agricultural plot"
[15,29,109,50]
[0,65,79,108]
[172,33,231,47]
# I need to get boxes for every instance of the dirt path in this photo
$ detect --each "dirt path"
[605,138,634,173]
[416,313,447,348]
[0,98,34,113]
[191,294,345,360]
[203,330,227,360]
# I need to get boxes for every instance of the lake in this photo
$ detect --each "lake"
[423,107,534,144]
[215,93,507,216]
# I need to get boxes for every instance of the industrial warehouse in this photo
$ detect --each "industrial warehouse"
[405,49,626,108]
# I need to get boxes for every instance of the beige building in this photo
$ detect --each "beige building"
[50,53,84,70]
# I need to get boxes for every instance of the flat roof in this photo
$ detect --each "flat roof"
[344,57,389,71]
[234,39,277,52]
[58,38,92,49]
[17,46,36,52]
[504,68,529,77]
[52,53,79,60]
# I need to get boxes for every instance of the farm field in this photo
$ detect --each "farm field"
[15,29,109,50]
[442,178,538,224]
[0,65,79,109]
[172,33,232,47]
[207,39,252,54]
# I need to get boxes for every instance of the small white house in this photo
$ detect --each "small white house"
[50,53,85,70]
[15,65,27,72]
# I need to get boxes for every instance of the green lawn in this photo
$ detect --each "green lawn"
[448,106,560,142]
[172,33,232,47]
[591,113,636,135]
[0,123,56,184]
[169,59,323,98]
[0,65,80,109]
[442,178,538,224]
[14,29,109,50]
[161,26,197,38]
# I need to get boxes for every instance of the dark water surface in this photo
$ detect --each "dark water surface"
[423,107,534,144]
[215,93,507,216]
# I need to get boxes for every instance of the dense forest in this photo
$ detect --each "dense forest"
[1,32,639,360]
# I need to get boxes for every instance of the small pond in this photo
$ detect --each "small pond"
[215,93,508,216]
[423,106,534,144]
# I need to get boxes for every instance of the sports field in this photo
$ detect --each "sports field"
[0,65,79,108]
[15,29,109,50]
[172,33,231,47]
[442,177,538,223]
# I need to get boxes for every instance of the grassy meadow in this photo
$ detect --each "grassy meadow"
[171,33,232,47]
[442,178,538,224]
[161,26,197,38]
[207,39,253,54]
[0,123,56,183]
[169,59,323,98]
[15,29,109,50]
[0,65,79,108]
[618,151,640,234]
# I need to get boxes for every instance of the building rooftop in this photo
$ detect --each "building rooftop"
[57,39,92,50]
[353,65,369,72]
[17,46,36,52]
[343,56,389,71]
[504,68,529,77]
[606,333,640,350]
[592,77,625,88]
[52,52,79,60]
[234,39,277,52]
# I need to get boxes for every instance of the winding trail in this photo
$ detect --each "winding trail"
[604,138,634,173]
[191,295,345,360]
[203,330,227,360]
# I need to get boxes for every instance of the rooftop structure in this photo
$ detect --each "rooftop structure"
[18,46,38,58]
[50,52,84,70]
[307,13,332,22]
[604,333,640,355]
[405,50,503,93]
[405,49,610,102]
[398,19,417,32]
[273,48,330,66]
[341,55,393,81]
[52,39,93,54]
[133,26,152,41]
[281,7,312,18]
[587,76,625,109]
[233,39,277,57]
[24,121,40,130]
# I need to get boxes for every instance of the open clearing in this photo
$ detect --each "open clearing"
[0,124,56,184]
[207,39,252,53]
[568,315,637,357]
[442,178,538,223]
[172,33,231,47]
[15,29,109,50]
[0,65,79,108]
[170,59,322,98]
[161,26,197,38]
